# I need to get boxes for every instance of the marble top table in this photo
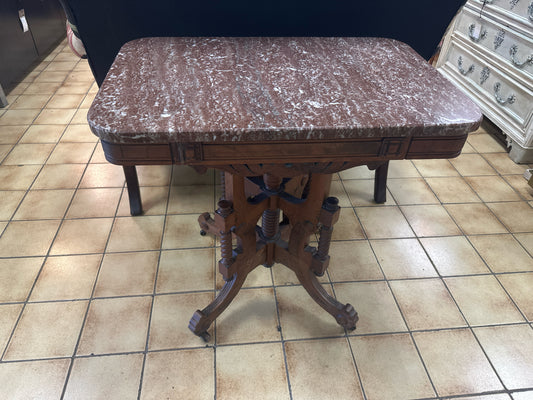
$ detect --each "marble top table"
[88,37,482,341]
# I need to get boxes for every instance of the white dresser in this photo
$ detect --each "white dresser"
[436,0,533,163]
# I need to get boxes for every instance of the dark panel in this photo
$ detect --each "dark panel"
[24,0,65,56]
[0,0,38,89]
[59,0,466,86]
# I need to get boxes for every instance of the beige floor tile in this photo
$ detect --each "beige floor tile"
[413,329,503,397]
[50,218,113,255]
[515,233,533,254]
[61,123,98,142]
[504,175,533,201]
[33,70,69,83]
[214,247,273,289]
[45,93,84,109]
[445,275,524,325]
[426,176,481,203]
[450,153,497,176]
[286,338,364,400]
[343,179,396,206]
[334,281,407,334]
[0,144,12,162]
[13,189,74,220]
[47,142,95,164]
[331,208,366,240]
[387,160,421,178]
[79,163,124,188]
[141,349,215,399]
[0,125,27,144]
[469,234,533,272]
[80,92,97,109]
[216,287,280,345]
[67,188,122,218]
[171,165,215,185]
[94,251,158,297]
[52,52,79,63]
[486,202,533,233]
[0,165,41,190]
[148,292,214,349]
[328,179,351,207]
[0,304,23,353]
[402,204,462,237]
[136,165,172,186]
[277,284,347,339]
[497,273,533,321]
[0,359,70,400]
[107,216,164,252]
[0,109,40,125]
[117,186,169,216]
[3,143,54,165]
[43,61,77,72]
[512,391,533,400]
[30,254,101,301]
[0,258,43,302]
[162,214,215,249]
[421,236,490,276]
[327,240,383,282]
[70,107,89,123]
[34,108,76,125]
[157,248,214,293]
[371,238,437,278]
[64,354,143,400]
[4,301,87,360]
[271,257,329,286]
[8,81,30,95]
[216,343,290,400]
[0,191,25,220]
[412,158,459,177]
[89,144,107,163]
[78,296,151,355]
[445,203,508,235]
[56,82,92,95]
[390,279,466,330]
[8,94,51,109]
[20,124,65,143]
[0,220,60,257]
[467,133,507,153]
[356,206,414,239]
[350,334,435,399]
[339,165,374,179]
[32,164,85,189]
[387,178,439,205]
[485,153,529,175]
[167,184,215,214]
[475,324,533,389]
[465,176,521,202]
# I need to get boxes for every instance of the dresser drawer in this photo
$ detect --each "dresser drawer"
[469,0,533,28]
[457,6,533,80]
[442,39,533,136]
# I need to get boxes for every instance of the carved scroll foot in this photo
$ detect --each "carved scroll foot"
[188,272,246,341]
[335,303,358,331]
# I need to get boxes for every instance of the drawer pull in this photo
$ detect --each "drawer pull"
[528,1,533,21]
[469,24,487,42]
[494,83,516,105]
[457,56,475,75]
[510,44,533,67]
[480,67,490,84]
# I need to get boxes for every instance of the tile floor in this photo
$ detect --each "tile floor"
[1,40,533,400]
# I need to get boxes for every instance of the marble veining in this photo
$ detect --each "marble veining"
[88,37,482,144]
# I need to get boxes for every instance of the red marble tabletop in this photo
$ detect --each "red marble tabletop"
[88,37,482,145]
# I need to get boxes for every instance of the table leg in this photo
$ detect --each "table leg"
[189,172,358,341]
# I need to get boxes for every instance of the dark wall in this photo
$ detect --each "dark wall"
[60,1,466,86]
[0,0,65,90]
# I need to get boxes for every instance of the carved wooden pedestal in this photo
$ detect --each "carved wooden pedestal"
[189,171,358,341]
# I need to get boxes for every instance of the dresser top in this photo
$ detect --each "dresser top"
[88,37,482,144]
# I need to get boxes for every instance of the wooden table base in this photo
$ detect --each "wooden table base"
[188,172,358,341]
